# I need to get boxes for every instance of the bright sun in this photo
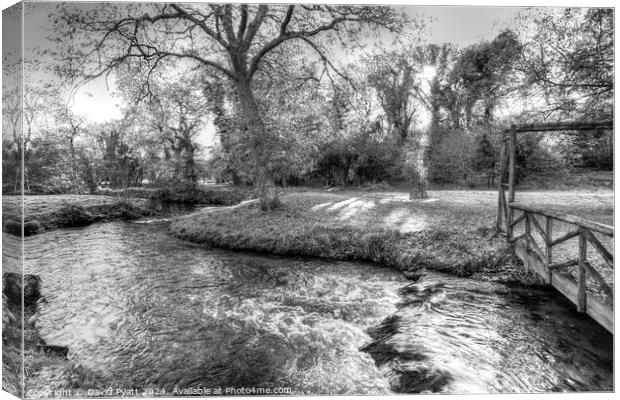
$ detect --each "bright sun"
[420,65,437,81]
[70,77,124,123]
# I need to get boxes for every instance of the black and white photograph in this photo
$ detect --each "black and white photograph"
[1,0,615,397]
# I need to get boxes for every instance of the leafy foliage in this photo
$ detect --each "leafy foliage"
[10,6,613,197]
[518,8,613,119]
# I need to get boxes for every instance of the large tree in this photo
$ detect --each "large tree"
[52,3,402,210]
[407,44,453,198]
[367,51,417,143]
[447,30,522,127]
[517,8,613,119]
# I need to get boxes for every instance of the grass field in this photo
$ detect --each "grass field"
[170,187,613,286]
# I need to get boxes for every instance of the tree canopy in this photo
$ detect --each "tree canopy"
[5,5,612,197]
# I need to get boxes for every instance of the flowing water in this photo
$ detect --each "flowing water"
[15,215,613,395]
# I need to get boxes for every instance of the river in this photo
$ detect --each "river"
[12,213,613,395]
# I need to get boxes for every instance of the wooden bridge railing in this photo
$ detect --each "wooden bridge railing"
[496,121,614,333]
[508,203,614,311]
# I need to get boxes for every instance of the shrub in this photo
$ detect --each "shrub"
[51,205,94,227]
[515,132,568,182]
[431,128,477,184]
[3,220,21,236]
[150,184,251,206]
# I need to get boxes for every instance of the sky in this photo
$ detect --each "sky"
[413,6,522,45]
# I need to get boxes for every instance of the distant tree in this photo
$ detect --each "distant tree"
[447,30,522,127]
[367,51,417,143]
[2,85,22,191]
[24,135,81,194]
[54,107,86,184]
[52,3,403,210]
[2,54,23,191]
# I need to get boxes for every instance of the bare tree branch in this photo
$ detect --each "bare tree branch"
[241,5,268,51]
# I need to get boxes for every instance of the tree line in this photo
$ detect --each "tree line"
[2,5,613,206]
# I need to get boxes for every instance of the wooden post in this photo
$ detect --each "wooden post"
[506,125,516,240]
[577,229,587,312]
[525,213,531,251]
[545,216,553,283]
[497,132,508,232]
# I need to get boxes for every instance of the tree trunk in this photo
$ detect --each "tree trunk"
[13,140,21,192]
[235,78,280,210]
[409,130,431,199]
[409,169,428,199]
[81,157,98,194]
[182,134,197,185]
[68,135,81,187]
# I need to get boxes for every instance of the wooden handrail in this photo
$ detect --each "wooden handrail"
[502,120,613,133]
[510,203,613,236]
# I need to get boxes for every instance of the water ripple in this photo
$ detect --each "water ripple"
[21,220,613,395]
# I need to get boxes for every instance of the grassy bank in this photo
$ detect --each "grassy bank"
[96,184,253,206]
[2,201,156,236]
[148,184,253,205]
[0,184,252,236]
[170,188,613,281]
[169,190,526,279]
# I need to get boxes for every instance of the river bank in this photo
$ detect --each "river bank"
[1,185,253,237]
[169,190,516,280]
[2,201,156,236]
[169,188,614,283]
